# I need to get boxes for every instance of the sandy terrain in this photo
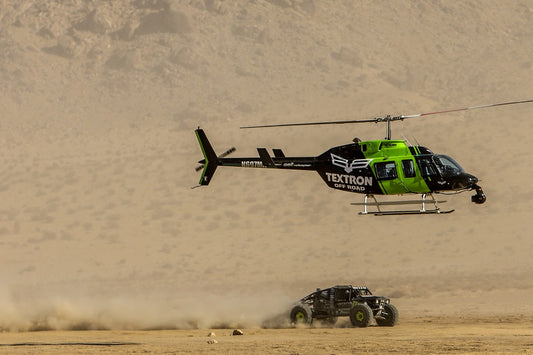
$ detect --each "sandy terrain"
[0,0,532,353]
[0,317,532,354]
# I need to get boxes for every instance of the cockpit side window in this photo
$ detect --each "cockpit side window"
[417,157,437,177]
[375,161,398,180]
[401,159,416,178]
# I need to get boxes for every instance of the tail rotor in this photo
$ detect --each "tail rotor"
[195,146,235,172]
[194,128,235,186]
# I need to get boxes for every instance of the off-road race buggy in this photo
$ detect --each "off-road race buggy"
[290,285,398,327]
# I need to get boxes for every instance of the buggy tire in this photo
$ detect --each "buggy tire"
[350,303,373,327]
[376,303,398,327]
[290,304,312,325]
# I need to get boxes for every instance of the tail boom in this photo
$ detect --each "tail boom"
[195,129,319,187]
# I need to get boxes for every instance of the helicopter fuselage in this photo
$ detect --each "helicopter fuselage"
[195,128,485,204]
[214,140,479,196]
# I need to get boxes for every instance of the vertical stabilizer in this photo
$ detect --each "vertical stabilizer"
[195,128,219,185]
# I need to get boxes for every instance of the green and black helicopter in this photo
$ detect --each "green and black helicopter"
[194,99,532,215]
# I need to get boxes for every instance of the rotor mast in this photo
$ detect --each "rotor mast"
[378,115,404,140]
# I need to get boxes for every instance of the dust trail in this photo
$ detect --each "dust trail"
[0,284,293,331]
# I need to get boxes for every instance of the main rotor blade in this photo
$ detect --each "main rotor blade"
[240,118,385,129]
[401,99,533,119]
[240,99,533,129]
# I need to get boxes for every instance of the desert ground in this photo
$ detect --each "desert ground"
[1,0,532,353]
[0,317,532,354]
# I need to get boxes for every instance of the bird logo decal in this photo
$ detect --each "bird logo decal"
[331,154,372,173]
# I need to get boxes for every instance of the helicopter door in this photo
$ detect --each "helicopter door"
[374,161,405,195]
[399,159,428,193]
[417,157,437,178]
[413,156,442,192]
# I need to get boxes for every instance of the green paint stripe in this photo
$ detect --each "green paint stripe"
[195,130,208,184]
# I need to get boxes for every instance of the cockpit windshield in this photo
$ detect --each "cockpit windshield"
[432,155,464,177]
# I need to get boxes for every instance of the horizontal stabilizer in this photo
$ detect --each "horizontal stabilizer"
[257,148,275,167]
[273,149,285,158]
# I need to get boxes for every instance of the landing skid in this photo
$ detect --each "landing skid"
[352,194,454,216]
[371,209,455,216]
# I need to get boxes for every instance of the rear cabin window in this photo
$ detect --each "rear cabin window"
[402,160,416,178]
[375,161,398,180]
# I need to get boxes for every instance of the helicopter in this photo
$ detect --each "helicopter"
[194,99,533,215]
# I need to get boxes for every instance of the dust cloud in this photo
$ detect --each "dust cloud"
[0,282,293,331]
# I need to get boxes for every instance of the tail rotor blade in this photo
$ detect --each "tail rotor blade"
[219,147,236,158]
